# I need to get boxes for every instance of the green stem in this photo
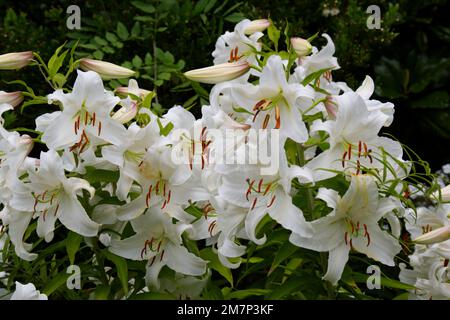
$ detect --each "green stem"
[298,143,335,298]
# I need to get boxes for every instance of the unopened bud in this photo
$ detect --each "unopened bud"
[79,58,135,80]
[0,51,33,70]
[244,19,270,35]
[291,38,312,57]
[184,61,250,84]
[0,91,23,108]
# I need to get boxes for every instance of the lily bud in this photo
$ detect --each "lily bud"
[0,51,33,70]
[115,79,152,99]
[244,19,271,35]
[112,101,138,124]
[291,37,312,57]
[184,61,250,84]
[413,225,450,245]
[0,91,23,108]
[79,58,135,80]
[433,185,450,202]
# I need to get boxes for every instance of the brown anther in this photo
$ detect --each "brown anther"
[267,195,276,208]
[348,144,352,160]
[149,256,156,266]
[257,179,263,193]
[253,99,266,111]
[98,121,102,136]
[74,121,78,135]
[342,151,348,168]
[246,179,255,201]
[263,182,272,196]
[42,209,48,222]
[92,112,96,126]
[356,160,361,175]
[160,250,165,262]
[54,204,60,216]
[363,142,368,156]
[167,190,171,204]
[358,141,362,157]
[161,200,167,210]
[252,109,261,123]
[344,231,348,245]
[146,185,152,207]
[157,240,162,252]
[84,111,89,125]
[251,197,258,210]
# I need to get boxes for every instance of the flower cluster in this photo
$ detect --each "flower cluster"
[0,19,448,299]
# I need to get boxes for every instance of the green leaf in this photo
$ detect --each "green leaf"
[156,118,174,136]
[200,248,233,286]
[227,289,270,299]
[301,67,333,86]
[225,12,246,23]
[132,55,143,68]
[352,272,415,290]
[42,272,70,296]
[130,292,175,300]
[105,32,118,43]
[411,90,449,109]
[94,285,111,300]
[94,36,108,46]
[131,22,141,37]
[267,20,281,50]
[66,231,82,265]
[269,241,299,274]
[102,250,129,294]
[131,1,156,13]
[117,22,129,40]
[84,166,119,183]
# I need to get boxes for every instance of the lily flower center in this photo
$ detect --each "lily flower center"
[344,218,371,248]
[142,177,172,210]
[31,186,62,221]
[341,140,373,174]
[252,92,285,129]
[140,235,166,264]
[70,102,103,153]
[245,177,279,210]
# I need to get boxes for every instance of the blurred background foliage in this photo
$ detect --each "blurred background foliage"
[0,0,449,169]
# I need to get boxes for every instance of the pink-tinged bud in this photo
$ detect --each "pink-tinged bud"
[433,185,450,202]
[115,79,152,99]
[244,19,271,35]
[79,58,135,80]
[413,225,450,245]
[112,101,138,124]
[291,37,312,57]
[0,91,23,108]
[184,61,250,84]
[0,51,33,70]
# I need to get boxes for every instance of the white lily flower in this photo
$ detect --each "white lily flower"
[293,34,339,83]
[9,150,99,244]
[217,55,315,143]
[413,225,450,244]
[306,91,407,182]
[290,174,402,285]
[433,185,450,202]
[37,70,126,152]
[102,119,159,201]
[212,19,264,65]
[10,282,47,300]
[109,208,207,289]
[218,148,314,241]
